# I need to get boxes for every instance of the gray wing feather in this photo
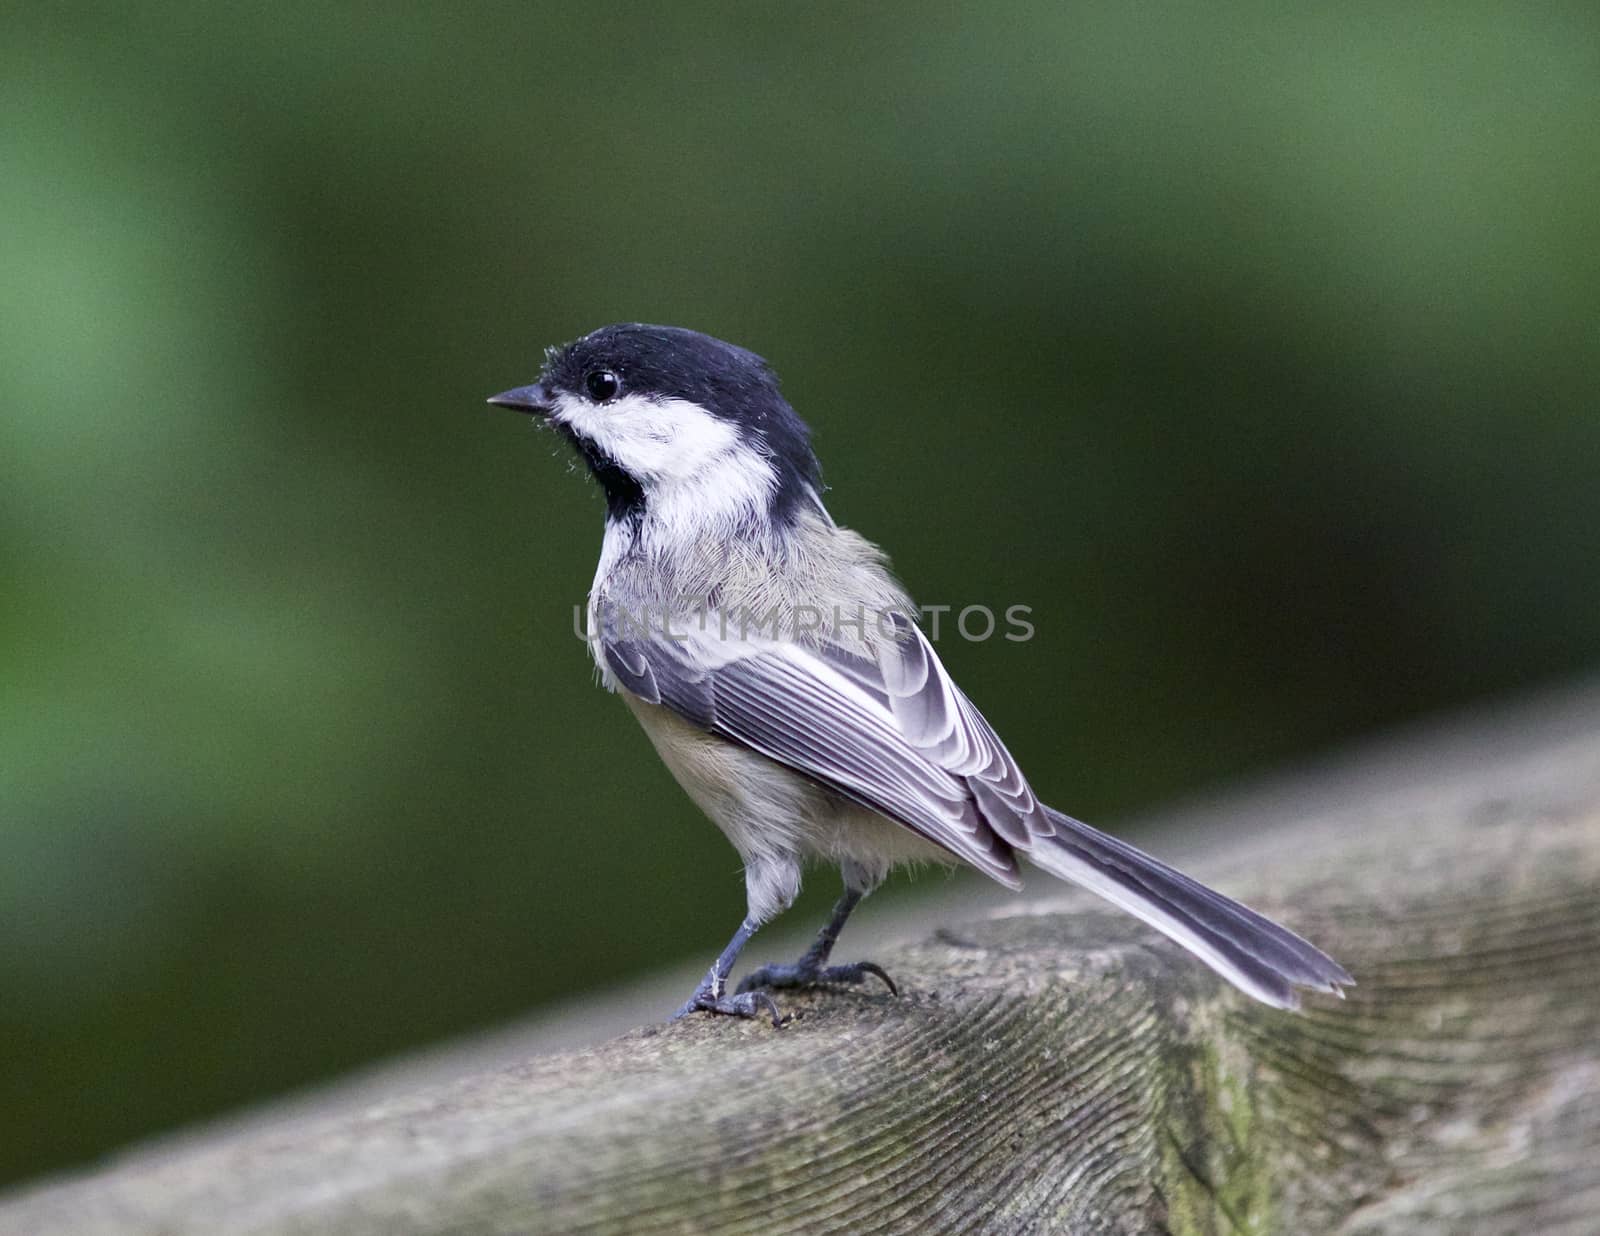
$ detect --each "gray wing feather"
[866,613,1051,846]
[600,618,1021,885]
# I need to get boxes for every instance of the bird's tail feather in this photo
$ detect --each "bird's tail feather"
[1029,807,1352,1009]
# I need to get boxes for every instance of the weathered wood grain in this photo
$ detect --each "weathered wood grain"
[4,690,1598,1234]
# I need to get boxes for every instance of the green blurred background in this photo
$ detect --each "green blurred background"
[2,2,1597,1188]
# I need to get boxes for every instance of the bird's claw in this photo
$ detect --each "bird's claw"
[736,959,898,997]
[672,987,785,1028]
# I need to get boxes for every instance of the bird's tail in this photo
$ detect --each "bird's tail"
[1029,807,1352,1009]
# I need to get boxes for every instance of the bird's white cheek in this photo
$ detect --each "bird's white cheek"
[557,394,740,482]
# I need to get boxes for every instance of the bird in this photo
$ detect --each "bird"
[488,323,1352,1026]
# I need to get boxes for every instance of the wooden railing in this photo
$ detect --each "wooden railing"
[4,684,1598,1234]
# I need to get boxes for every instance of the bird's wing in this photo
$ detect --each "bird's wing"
[860,611,1054,847]
[597,608,1030,886]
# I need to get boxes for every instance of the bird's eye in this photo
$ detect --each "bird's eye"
[585,370,621,402]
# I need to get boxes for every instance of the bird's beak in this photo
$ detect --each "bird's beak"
[486,382,553,417]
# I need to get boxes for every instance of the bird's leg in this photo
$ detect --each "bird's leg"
[672,916,783,1027]
[736,886,898,997]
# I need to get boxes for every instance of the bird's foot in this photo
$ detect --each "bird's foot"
[672,986,784,1028]
[736,959,898,997]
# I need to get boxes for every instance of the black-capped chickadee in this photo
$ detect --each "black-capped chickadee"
[489,324,1351,1025]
